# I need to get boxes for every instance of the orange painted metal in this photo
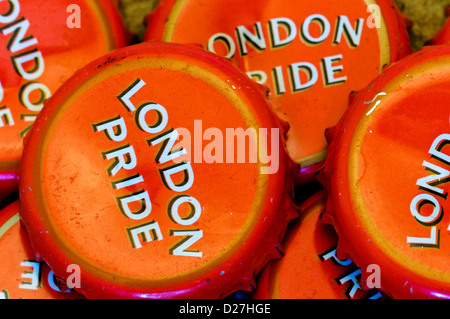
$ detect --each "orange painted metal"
[318,45,450,299]
[0,201,83,299]
[253,191,387,299]
[0,0,129,205]
[144,0,411,185]
[18,41,298,299]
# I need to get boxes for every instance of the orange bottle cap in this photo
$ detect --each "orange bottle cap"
[0,0,128,201]
[253,191,387,299]
[19,42,298,299]
[318,45,450,298]
[144,0,411,184]
[0,201,83,299]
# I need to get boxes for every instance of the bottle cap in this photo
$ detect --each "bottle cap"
[253,191,386,299]
[144,0,411,184]
[0,201,83,299]
[19,41,298,299]
[0,0,129,202]
[318,45,450,298]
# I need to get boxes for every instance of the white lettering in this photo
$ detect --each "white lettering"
[236,22,266,55]
[322,54,347,85]
[207,32,236,59]
[19,261,41,290]
[169,195,202,226]
[410,193,442,225]
[301,14,330,44]
[93,116,128,142]
[12,50,45,80]
[149,129,187,164]
[170,230,203,257]
[161,162,194,193]
[2,18,38,53]
[416,160,449,196]
[128,221,163,249]
[0,0,20,24]
[334,16,364,47]
[0,106,14,127]
[338,268,362,298]
[290,62,318,91]
[137,102,169,134]
[429,133,450,165]
[104,144,138,176]
[118,190,152,220]
[117,79,146,111]
[20,81,51,112]
[269,17,297,47]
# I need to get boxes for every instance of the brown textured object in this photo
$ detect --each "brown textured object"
[394,0,450,50]
[119,0,160,41]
